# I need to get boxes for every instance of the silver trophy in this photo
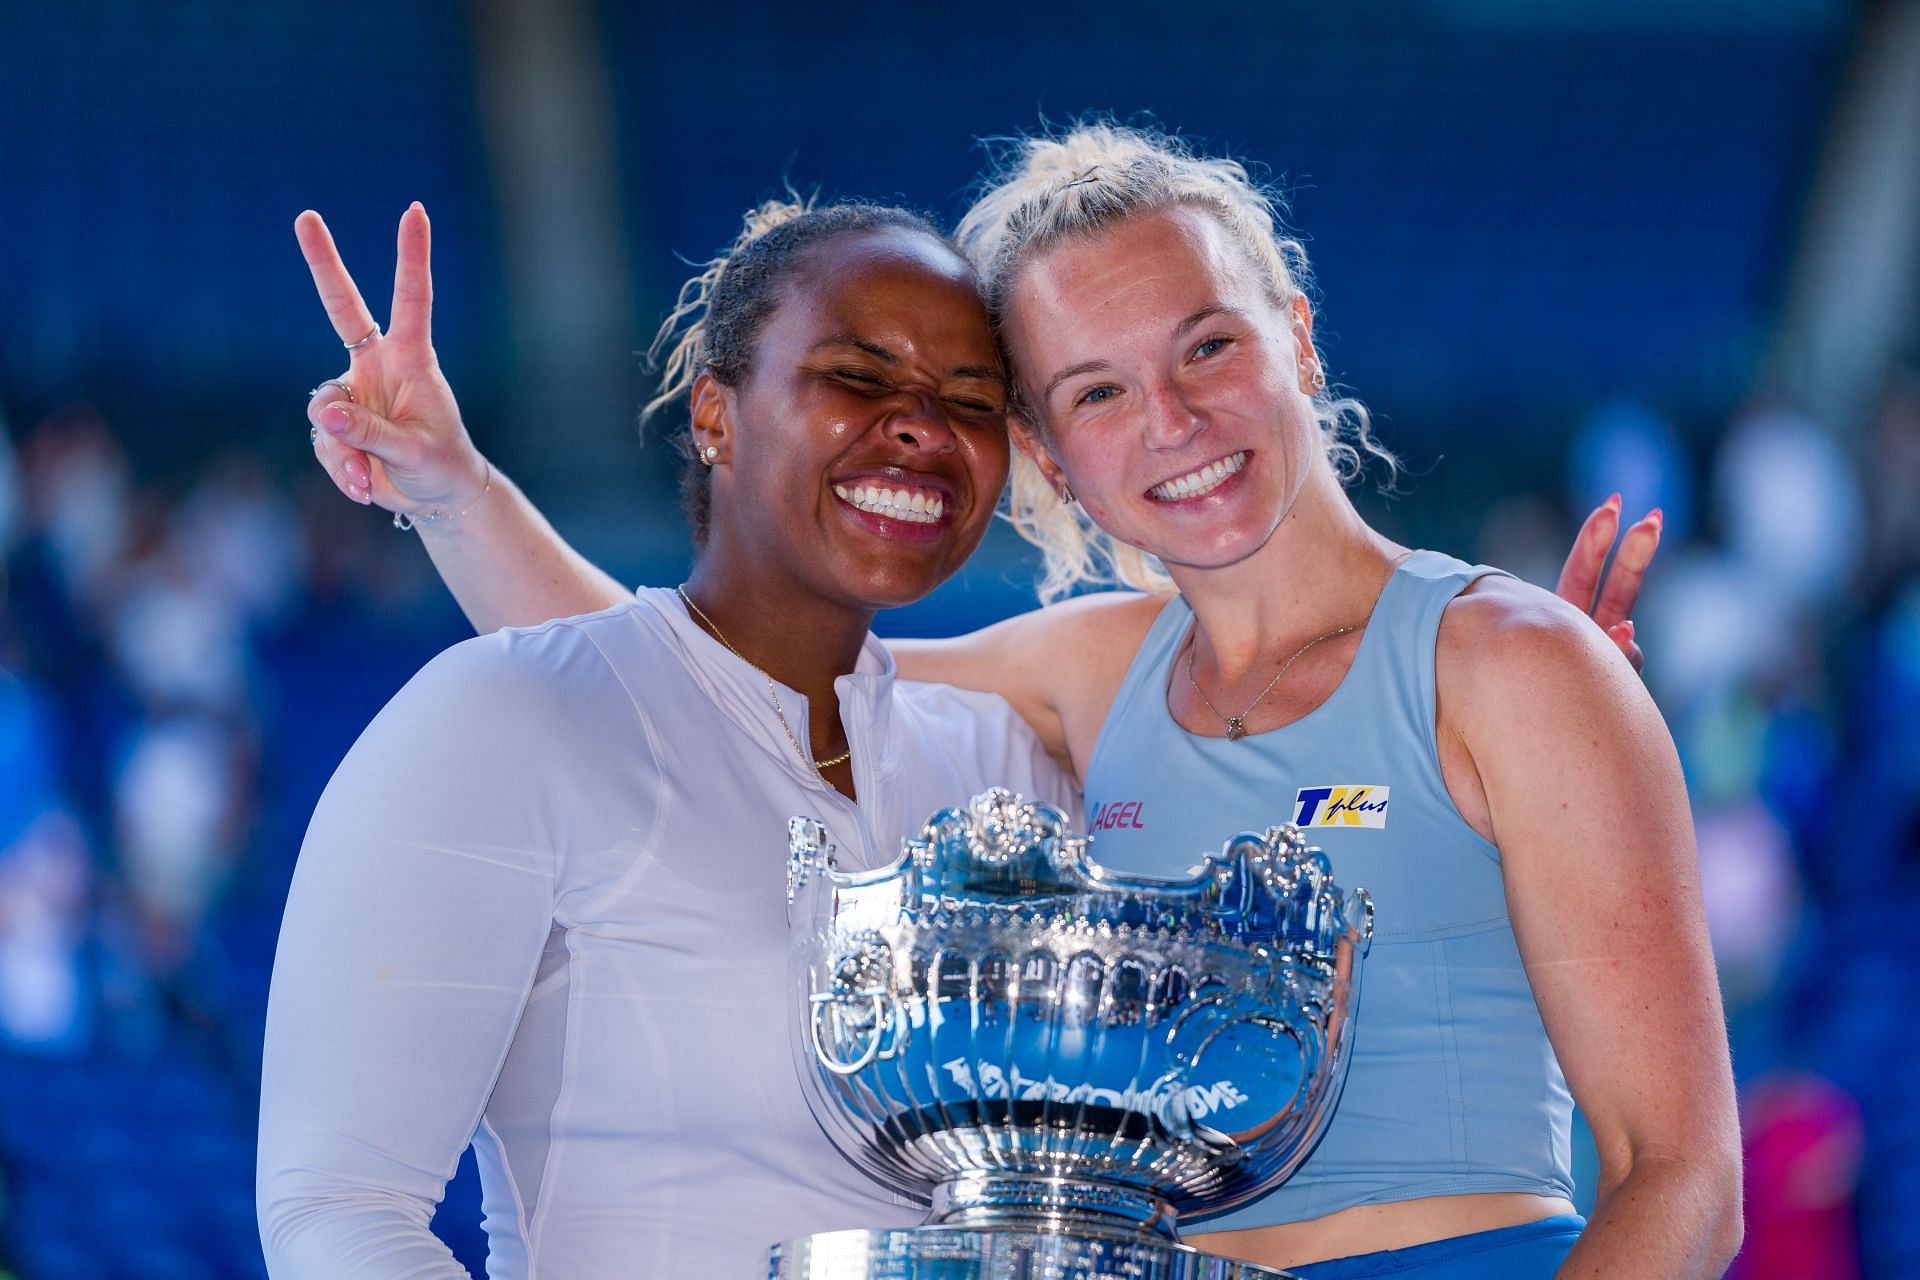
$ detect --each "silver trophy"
[771,788,1374,1280]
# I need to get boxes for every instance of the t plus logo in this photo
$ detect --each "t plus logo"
[1292,785,1391,829]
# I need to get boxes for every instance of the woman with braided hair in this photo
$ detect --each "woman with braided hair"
[260,199,1073,1277]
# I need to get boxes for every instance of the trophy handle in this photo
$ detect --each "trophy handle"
[1175,1000,1325,1149]
[809,991,897,1076]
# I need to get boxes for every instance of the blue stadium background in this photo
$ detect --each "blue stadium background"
[2,0,1916,1275]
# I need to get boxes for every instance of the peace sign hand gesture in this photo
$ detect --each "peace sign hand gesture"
[298,202,487,521]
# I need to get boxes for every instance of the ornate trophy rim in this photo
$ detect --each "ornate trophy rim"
[778,786,1374,1274]
[788,789,1377,946]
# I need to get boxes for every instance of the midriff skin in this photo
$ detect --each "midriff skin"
[1190,1191,1578,1269]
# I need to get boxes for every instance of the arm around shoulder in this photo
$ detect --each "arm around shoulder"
[1440,580,1742,1276]
[888,591,1171,780]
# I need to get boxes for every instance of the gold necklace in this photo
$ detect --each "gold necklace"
[1184,620,1364,741]
[677,586,853,776]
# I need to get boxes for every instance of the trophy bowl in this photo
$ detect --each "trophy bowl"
[771,788,1374,1280]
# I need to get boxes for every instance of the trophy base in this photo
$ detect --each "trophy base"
[770,1226,1301,1279]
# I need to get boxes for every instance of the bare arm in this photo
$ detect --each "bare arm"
[364,457,629,633]
[296,204,629,632]
[1443,580,1742,1277]
[297,209,1661,658]
[892,507,1660,782]
[890,591,1168,781]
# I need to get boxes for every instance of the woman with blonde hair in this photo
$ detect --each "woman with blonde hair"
[289,125,1715,1279]
[924,125,1738,1278]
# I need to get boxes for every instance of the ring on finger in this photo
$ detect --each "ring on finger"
[308,378,354,403]
[345,325,381,351]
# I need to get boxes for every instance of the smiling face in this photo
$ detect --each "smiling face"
[1001,204,1326,574]
[698,227,1011,610]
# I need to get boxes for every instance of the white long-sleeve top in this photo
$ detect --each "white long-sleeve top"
[257,588,1077,1278]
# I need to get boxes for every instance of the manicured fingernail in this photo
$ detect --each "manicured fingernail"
[1605,492,1622,510]
[344,460,367,487]
[350,485,370,504]
[1647,507,1663,526]
[322,404,350,433]
[1623,620,1635,637]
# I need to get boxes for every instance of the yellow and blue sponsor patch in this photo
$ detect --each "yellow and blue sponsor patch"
[1292,785,1390,829]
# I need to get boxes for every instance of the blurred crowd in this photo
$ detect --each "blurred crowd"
[1479,372,1920,1278]
[0,405,469,1277]
[0,368,1915,1274]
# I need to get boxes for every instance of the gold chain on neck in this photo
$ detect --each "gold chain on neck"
[677,585,853,777]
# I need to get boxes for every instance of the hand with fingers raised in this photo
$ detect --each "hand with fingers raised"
[1554,493,1663,673]
[297,202,490,530]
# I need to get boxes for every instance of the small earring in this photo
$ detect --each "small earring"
[1060,485,1075,506]
[702,445,719,465]
[1308,367,1327,393]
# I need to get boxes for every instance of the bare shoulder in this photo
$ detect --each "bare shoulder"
[894,590,1172,688]
[1440,574,1625,685]
[1000,589,1172,654]
[1437,572,1652,744]
[891,591,1176,770]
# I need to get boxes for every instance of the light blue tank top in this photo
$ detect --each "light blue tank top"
[1081,550,1574,1228]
